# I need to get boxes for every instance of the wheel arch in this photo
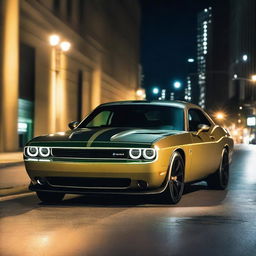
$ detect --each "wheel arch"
[175,148,186,165]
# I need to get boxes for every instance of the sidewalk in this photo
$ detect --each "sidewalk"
[0,152,30,196]
[0,152,24,168]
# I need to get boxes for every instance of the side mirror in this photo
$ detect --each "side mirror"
[68,121,79,130]
[195,124,210,136]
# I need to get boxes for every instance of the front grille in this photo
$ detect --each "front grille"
[51,148,129,159]
[46,177,131,188]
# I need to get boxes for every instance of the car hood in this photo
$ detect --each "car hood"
[29,128,186,147]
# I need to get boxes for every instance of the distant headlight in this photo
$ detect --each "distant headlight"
[27,146,39,157]
[129,148,141,159]
[39,147,51,157]
[143,149,156,159]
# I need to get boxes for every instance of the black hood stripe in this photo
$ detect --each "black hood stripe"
[90,128,128,147]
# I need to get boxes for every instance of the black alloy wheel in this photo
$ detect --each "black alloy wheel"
[164,152,185,204]
[207,148,229,190]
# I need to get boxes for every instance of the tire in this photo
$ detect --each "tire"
[163,152,185,204]
[207,148,229,190]
[36,191,65,203]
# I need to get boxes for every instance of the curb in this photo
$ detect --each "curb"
[0,185,31,197]
[0,162,24,169]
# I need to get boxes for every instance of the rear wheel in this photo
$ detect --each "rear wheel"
[36,191,65,203]
[207,148,229,190]
[163,152,185,204]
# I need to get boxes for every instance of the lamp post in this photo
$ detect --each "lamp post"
[49,35,71,131]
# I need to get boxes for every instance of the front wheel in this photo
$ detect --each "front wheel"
[207,148,229,190]
[36,191,65,203]
[163,152,185,204]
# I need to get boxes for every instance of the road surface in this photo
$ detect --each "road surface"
[0,145,256,256]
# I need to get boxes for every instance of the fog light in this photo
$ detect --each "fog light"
[36,177,47,185]
[27,146,38,157]
[129,149,141,159]
[138,180,148,190]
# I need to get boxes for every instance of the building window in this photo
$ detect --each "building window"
[79,0,84,24]
[67,0,73,21]
[53,0,60,14]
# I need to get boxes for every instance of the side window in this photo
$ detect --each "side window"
[188,109,211,131]
[87,111,112,127]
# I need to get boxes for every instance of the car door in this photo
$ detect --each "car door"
[187,108,220,181]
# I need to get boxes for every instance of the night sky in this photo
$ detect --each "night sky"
[140,0,218,95]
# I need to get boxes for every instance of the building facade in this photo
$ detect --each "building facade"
[229,0,256,109]
[0,0,140,152]
[196,3,230,114]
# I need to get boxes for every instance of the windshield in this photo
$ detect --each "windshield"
[78,104,184,130]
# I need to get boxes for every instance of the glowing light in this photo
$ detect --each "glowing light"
[251,75,256,81]
[242,54,248,62]
[215,112,225,120]
[152,87,159,94]
[18,122,27,132]
[247,116,256,126]
[173,81,182,89]
[234,74,238,79]
[60,41,71,52]
[136,89,144,97]
[49,35,60,46]
[57,132,66,136]
[187,58,195,63]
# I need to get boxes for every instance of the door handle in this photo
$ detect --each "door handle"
[210,135,215,140]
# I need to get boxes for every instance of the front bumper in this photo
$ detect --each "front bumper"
[24,154,171,194]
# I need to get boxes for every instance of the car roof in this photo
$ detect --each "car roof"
[99,100,200,109]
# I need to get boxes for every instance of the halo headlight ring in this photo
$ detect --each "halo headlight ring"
[143,149,156,160]
[39,147,51,157]
[27,146,39,157]
[129,148,142,159]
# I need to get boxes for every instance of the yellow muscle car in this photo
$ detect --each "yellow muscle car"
[24,101,233,204]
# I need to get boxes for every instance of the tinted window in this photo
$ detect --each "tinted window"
[79,105,185,131]
[188,108,211,131]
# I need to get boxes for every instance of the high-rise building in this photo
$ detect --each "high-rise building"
[197,7,212,109]
[196,3,230,113]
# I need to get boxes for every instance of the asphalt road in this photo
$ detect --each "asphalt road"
[1,145,256,256]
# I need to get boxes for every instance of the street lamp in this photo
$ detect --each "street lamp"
[251,75,256,82]
[49,35,60,46]
[242,54,248,62]
[187,58,195,63]
[49,35,71,52]
[60,41,71,52]
[49,34,71,131]
[214,112,226,121]
[152,87,159,94]
[173,81,182,89]
[136,89,146,99]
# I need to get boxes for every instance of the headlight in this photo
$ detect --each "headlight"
[143,149,156,159]
[27,146,39,157]
[129,148,141,159]
[39,147,50,157]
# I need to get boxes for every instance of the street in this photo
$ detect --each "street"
[0,144,256,256]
